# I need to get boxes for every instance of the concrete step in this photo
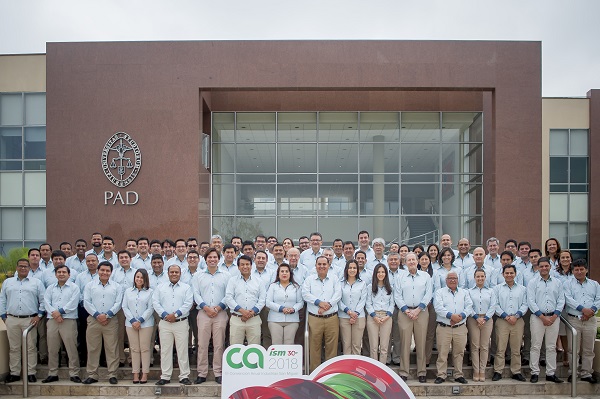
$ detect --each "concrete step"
[1,378,599,397]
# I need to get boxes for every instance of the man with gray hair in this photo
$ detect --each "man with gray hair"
[484,237,502,269]
[368,238,388,270]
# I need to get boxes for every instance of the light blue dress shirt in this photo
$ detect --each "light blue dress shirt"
[0,276,45,318]
[75,270,98,302]
[192,268,230,310]
[527,275,565,316]
[152,281,194,319]
[302,274,341,316]
[394,270,433,311]
[131,254,152,271]
[266,282,303,322]
[366,285,395,317]
[338,279,367,319]
[434,287,474,325]
[44,280,80,319]
[563,277,600,316]
[493,282,528,319]
[122,287,155,328]
[83,280,123,318]
[225,275,266,315]
[468,286,497,321]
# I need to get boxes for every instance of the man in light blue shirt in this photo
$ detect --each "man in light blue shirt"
[110,250,138,366]
[42,265,81,383]
[225,255,266,346]
[153,264,194,386]
[527,257,565,383]
[483,237,502,270]
[82,261,123,385]
[563,258,600,384]
[192,248,230,385]
[300,232,324,269]
[0,258,45,383]
[131,237,152,271]
[302,255,341,373]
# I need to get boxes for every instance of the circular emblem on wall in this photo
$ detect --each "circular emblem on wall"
[101,132,142,188]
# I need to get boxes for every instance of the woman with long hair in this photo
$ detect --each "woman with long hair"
[467,269,497,381]
[122,268,154,384]
[544,238,562,268]
[266,263,303,345]
[338,259,367,355]
[427,243,440,268]
[365,264,395,363]
[281,238,295,253]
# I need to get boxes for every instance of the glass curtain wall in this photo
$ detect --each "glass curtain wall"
[0,92,47,255]
[212,112,483,246]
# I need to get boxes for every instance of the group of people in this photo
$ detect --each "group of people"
[1,231,599,387]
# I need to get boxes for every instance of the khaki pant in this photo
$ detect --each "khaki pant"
[197,310,228,378]
[47,318,80,376]
[386,307,401,363]
[6,315,38,376]
[467,317,493,374]
[436,322,468,379]
[230,314,261,345]
[529,315,559,375]
[366,314,393,363]
[398,308,429,377]
[494,317,524,375]
[260,307,271,348]
[158,319,190,380]
[425,303,437,364]
[86,316,119,379]
[269,322,299,345]
[339,317,365,355]
[126,326,153,374]
[566,314,598,378]
[308,314,339,373]
[37,315,48,360]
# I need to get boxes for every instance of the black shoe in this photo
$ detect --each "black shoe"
[455,377,468,384]
[418,376,426,383]
[400,375,407,381]
[28,375,37,383]
[521,358,529,366]
[195,376,206,384]
[567,375,573,382]
[180,378,192,385]
[215,376,222,384]
[42,375,59,383]
[512,373,526,382]
[539,359,546,367]
[119,362,125,367]
[581,376,599,384]
[109,377,118,385]
[39,357,48,365]
[434,377,445,384]
[155,379,170,385]
[530,374,538,383]
[6,374,21,383]
[546,374,563,383]
[82,377,98,384]
[492,372,502,381]
[70,376,82,383]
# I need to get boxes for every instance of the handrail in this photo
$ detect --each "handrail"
[303,310,309,374]
[22,323,36,398]
[559,315,578,398]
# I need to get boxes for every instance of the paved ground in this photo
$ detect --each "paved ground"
[3,396,599,399]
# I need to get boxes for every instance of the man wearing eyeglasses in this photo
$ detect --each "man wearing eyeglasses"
[299,232,324,270]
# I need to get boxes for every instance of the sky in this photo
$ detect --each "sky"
[1,0,599,97]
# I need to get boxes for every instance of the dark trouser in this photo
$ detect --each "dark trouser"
[78,304,89,364]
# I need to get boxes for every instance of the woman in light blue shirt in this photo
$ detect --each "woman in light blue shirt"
[266,263,303,345]
[467,268,497,381]
[366,263,395,363]
[122,268,154,384]
[338,259,367,355]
